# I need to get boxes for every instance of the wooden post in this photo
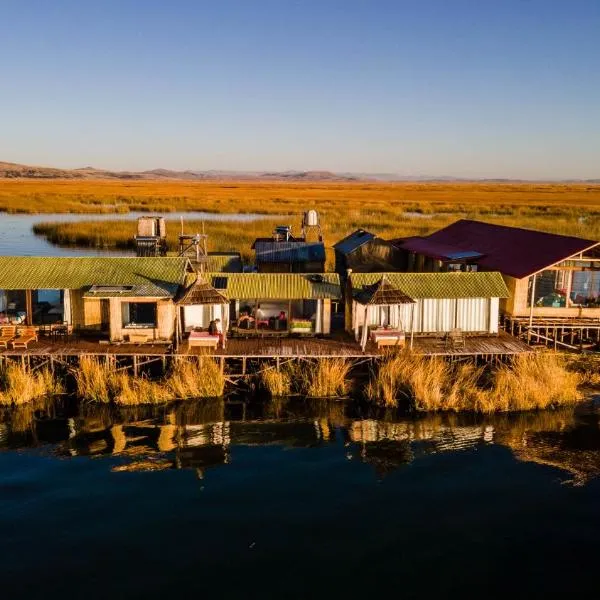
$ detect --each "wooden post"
[25,289,33,326]
[133,355,138,377]
[528,274,536,343]
[410,302,415,349]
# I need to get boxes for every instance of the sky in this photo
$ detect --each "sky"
[1,0,599,178]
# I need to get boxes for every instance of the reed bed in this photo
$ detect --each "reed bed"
[75,356,225,404]
[23,180,600,269]
[166,357,225,399]
[366,351,582,413]
[297,358,351,398]
[259,365,292,397]
[0,364,64,406]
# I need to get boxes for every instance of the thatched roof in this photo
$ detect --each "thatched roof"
[354,276,415,305]
[177,277,228,305]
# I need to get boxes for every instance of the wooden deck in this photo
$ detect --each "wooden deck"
[183,331,531,358]
[0,331,531,360]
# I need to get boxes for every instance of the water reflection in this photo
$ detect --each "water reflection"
[1,398,600,485]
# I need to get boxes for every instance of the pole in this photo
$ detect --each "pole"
[528,274,536,343]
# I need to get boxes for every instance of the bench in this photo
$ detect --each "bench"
[12,327,38,349]
[127,332,152,344]
[370,329,405,348]
[0,326,17,349]
[188,331,219,349]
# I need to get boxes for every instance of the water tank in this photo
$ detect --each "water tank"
[304,210,319,227]
[137,216,166,238]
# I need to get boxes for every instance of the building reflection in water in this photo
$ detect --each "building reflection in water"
[1,397,600,485]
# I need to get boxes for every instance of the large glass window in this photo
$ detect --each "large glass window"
[571,271,600,307]
[529,270,568,307]
[528,269,600,308]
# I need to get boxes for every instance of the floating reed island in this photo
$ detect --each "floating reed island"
[2,208,600,410]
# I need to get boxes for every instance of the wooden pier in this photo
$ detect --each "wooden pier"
[503,315,600,352]
[0,331,532,379]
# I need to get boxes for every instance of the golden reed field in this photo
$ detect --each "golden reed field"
[2,179,598,264]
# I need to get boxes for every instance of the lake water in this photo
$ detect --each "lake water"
[0,211,277,256]
[1,397,600,599]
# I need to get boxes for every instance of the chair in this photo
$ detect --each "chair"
[12,327,38,349]
[0,326,17,349]
[445,328,465,350]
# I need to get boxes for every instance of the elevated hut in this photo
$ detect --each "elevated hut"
[0,257,193,343]
[398,220,600,348]
[348,271,509,348]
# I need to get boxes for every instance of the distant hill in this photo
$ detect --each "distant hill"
[0,161,363,182]
[0,160,597,183]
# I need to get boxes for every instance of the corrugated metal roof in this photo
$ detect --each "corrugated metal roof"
[333,229,376,254]
[0,257,190,298]
[253,241,325,263]
[350,272,509,299]
[208,273,341,299]
[205,253,243,272]
[401,220,600,279]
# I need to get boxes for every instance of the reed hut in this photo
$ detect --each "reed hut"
[0,257,193,343]
[207,272,341,335]
[348,271,509,348]
[398,220,600,347]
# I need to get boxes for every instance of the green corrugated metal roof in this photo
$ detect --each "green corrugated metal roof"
[207,273,341,300]
[205,253,243,273]
[350,272,509,299]
[0,257,191,298]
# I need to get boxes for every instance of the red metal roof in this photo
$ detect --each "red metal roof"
[400,220,599,279]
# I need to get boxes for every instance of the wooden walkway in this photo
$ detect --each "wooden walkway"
[0,331,531,361]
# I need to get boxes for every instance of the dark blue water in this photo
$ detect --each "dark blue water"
[1,399,599,599]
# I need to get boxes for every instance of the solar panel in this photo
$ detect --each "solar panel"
[88,285,134,294]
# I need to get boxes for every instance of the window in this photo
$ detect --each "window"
[571,271,600,307]
[528,270,567,307]
[122,302,157,328]
[528,269,600,308]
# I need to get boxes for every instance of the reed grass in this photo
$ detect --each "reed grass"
[75,356,225,404]
[366,351,582,413]
[0,364,64,406]
[75,356,115,403]
[297,358,351,398]
[23,180,600,269]
[259,365,292,397]
[166,357,225,399]
[488,353,582,412]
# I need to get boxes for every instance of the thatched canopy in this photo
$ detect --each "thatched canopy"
[354,276,415,306]
[176,277,229,305]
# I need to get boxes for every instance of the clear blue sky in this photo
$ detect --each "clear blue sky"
[1,0,599,178]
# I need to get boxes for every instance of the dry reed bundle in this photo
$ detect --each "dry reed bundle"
[366,350,582,413]
[297,358,351,398]
[259,365,292,397]
[75,356,115,403]
[0,364,64,405]
[166,357,225,399]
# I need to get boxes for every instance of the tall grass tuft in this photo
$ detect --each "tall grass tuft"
[166,357,225,399]
[0,364,64,405]
[75,356,115,402]
[488,352,581,412]
[75,356,226,404]
[259,365,292,397]
[366,350,582,413]
[113,374,171,406]
[298,358,351,398]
